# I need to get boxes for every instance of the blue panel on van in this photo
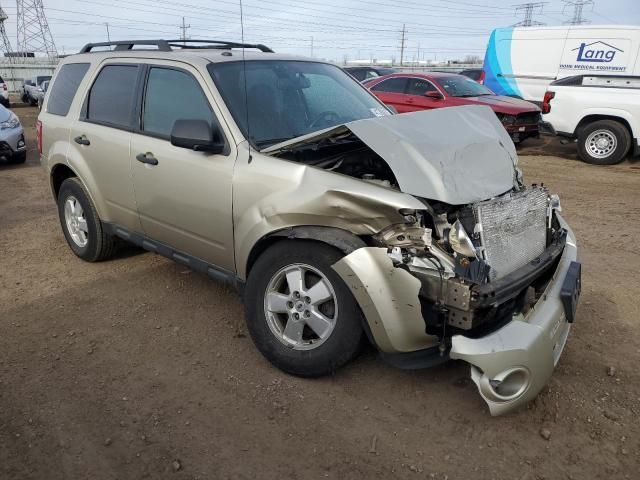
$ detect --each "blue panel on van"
[483,28,522,98]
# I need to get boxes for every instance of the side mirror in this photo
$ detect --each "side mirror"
[425,91,443,100]
[170,119,225,154]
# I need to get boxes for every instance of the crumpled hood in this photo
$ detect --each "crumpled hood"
[466,95,541,114]
[264,105,519,205]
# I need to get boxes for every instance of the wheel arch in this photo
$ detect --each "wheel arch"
[50,162,79,199]
[575,114,633,139]
[244,226,367,281]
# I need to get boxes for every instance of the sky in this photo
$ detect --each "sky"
[1,0,639,63]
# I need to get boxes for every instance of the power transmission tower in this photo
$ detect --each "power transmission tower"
[179,17,191,43]
[513,2,547,27]
[16,0,57,58]
[0,4,17,91]
[562,0,593,25]
[399,24,407,67]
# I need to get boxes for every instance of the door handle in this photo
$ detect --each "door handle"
[136,152,159,166]
[406,98,414,103]
[74,135,90,146]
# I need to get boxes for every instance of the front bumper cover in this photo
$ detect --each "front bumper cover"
[332,214,578,415]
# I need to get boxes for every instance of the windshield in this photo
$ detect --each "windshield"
[437,75,493,97]
[209,60,390,148]
[36,76,51,86]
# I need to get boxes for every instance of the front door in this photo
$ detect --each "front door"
[405,78,444,111]
[131,64,236,272]
[369,77,412,112]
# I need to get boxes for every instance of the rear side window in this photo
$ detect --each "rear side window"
[371,77,408,94]
[47,63,90,116]
[142,67,213,137]
[86,65,139,128]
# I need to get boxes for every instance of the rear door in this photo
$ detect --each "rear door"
[130,62,236,272]
[69,61,142,232]
[369,77,411,112]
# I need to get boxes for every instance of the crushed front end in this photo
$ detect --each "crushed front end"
[333,186,580,415]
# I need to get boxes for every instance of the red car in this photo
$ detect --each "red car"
[366,72,541,144]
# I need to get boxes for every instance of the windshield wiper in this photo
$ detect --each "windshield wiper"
[254,136,298,148]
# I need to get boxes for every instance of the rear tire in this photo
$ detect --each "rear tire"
[57,177,117,262]
[577,120,630,165]
[244,240,364,377]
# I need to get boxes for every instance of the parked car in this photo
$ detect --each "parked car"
[0,103,26,164]
[0,74,10,108]
[38,39,580,416]
[541,74,640,165]
[483,25,640,102]
[22,75,52,106]
[366,72,542,143]
[459,68,485,84]
[344,66,397,82]
[36,80,50,109]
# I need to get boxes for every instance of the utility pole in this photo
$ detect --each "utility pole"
[513,2,547,27]
[179,16,191,43]
[105,22,110,41]
[399,24,406,67]
[15,0,58,58]
[562,0,593,25]
[0,4,16,92]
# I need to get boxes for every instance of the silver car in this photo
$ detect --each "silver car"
[0,104,26,164]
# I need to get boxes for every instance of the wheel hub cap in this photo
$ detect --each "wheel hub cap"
[64,196,88,247]
[264,263,338,351]
[586,129,617,159]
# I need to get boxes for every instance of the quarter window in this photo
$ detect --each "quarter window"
[143,67,213,137]
[86,65,139,128]
[47,63,90,116]
[371,77,408,94]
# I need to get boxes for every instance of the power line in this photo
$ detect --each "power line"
[513,2,547,27]
[562,0,593,25]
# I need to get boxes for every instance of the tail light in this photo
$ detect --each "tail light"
[478,70,486,85]
[36,120,43,155]
[542,91,555,114]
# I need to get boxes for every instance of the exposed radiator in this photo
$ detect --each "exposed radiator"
[473,187,548,280]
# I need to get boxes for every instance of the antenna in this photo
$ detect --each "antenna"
[239,0,251,160]
[512,2,547,27]
[562,0,593,25]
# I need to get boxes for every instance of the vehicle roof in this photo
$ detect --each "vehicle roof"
[375,71,463,80]
[60,48,322,66]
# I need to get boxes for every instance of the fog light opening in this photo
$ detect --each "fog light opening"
[489,367,530,401]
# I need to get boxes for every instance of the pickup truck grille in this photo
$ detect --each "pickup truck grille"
[473,187,548,280]
[515,111,541,125]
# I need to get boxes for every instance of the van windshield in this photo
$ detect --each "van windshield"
[209,61,390,148]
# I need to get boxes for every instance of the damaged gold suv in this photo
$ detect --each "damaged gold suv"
[38,40,581,415]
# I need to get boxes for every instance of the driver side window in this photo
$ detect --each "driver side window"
[371,77,408,94]
[143,67,214,138]
[407,78,438,96]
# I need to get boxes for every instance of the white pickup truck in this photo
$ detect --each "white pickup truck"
[541,75,640,165]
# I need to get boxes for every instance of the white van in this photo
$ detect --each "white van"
[482,25,640,102]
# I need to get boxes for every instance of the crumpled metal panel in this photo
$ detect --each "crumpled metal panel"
[474,187,548,280]
[265,105,518,205]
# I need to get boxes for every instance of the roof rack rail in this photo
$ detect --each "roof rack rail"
[79,39,274,54]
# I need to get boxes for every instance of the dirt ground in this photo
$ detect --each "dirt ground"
[1,106,639,480]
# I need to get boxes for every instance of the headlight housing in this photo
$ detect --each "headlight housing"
[0,112,20,130]
[499,114,516,126]
[446,220,477,258]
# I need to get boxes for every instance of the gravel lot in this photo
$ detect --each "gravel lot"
[1,106,639,480]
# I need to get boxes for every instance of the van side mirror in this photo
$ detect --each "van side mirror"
[170,119,225,154]
[425,91,443,100]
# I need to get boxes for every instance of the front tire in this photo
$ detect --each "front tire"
[244,240,364,377]
[8,150,26,164]
[57,177,117,262]
[577,120,630,165]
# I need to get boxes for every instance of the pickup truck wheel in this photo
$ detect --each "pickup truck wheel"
[57,177,117,262]
[244,240,364,377]
[577,120,631,165]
